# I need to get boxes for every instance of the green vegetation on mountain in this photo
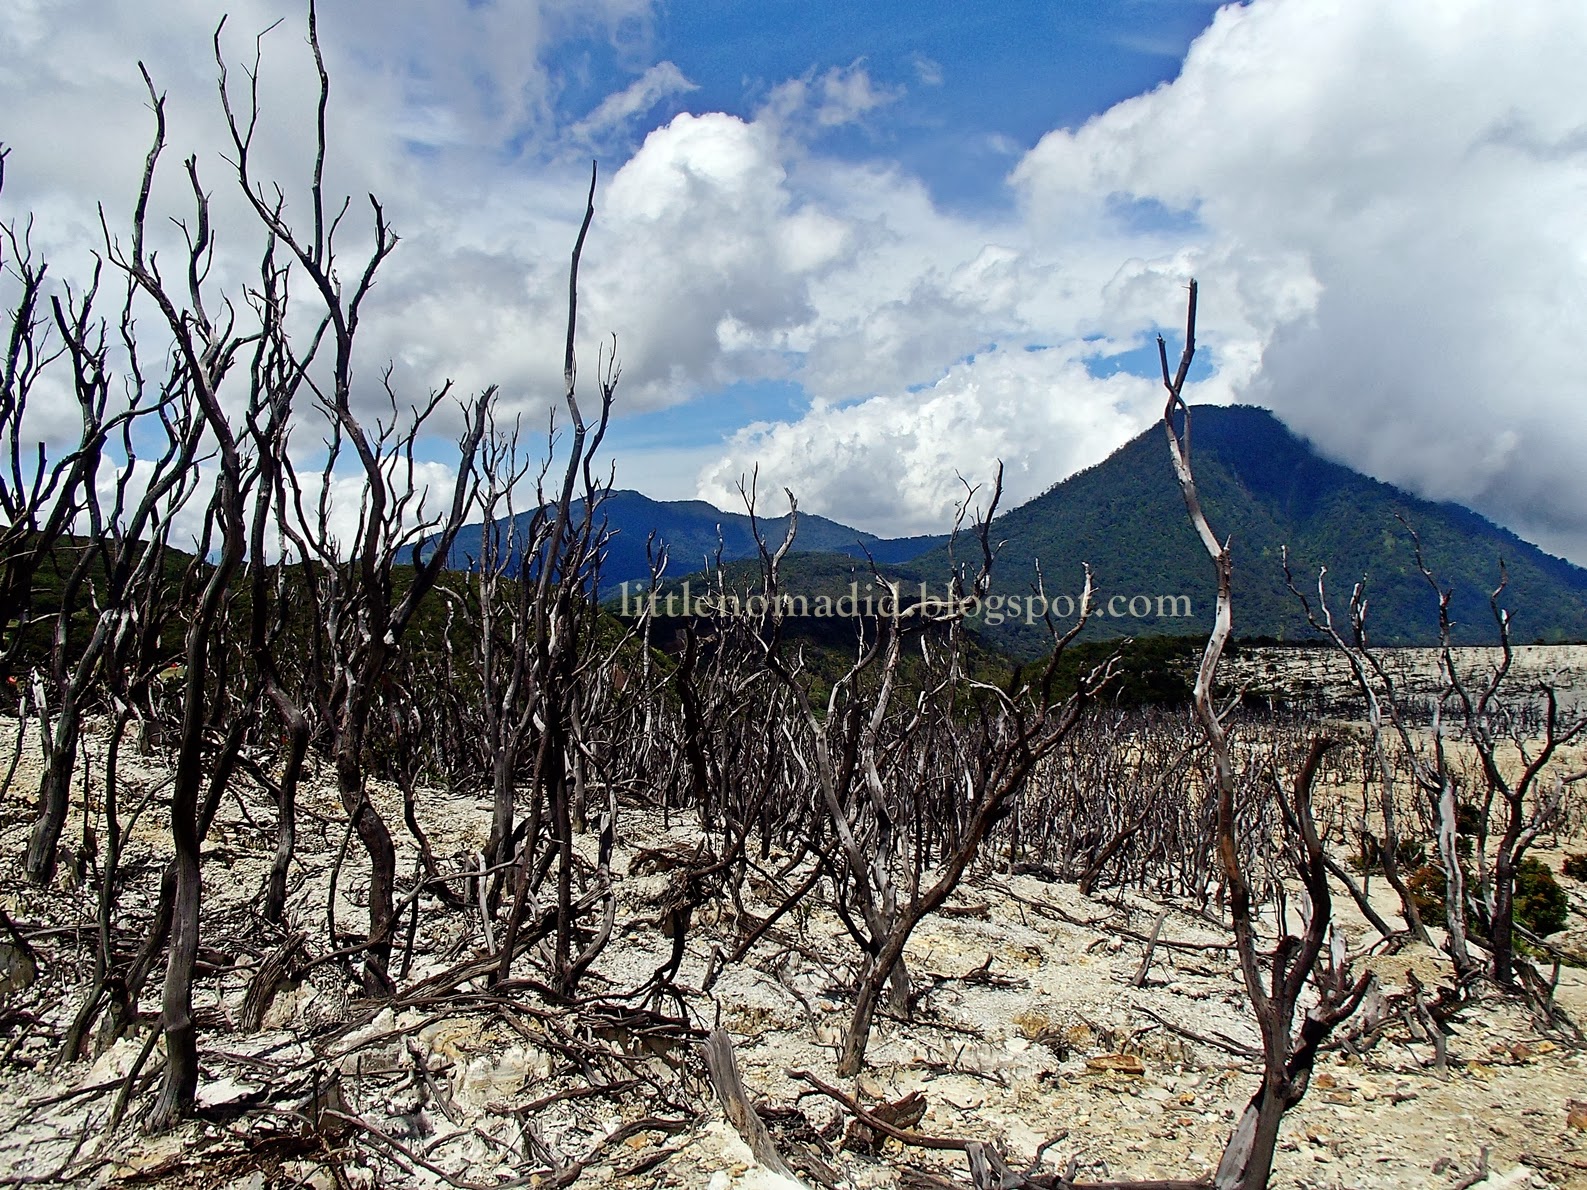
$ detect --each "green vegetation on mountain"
[904,405,1587,656]
[474,405,1587,663]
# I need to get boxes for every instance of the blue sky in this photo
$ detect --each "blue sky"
[578,1,1224,470]
[5,1,1587,562]
[555,1,1222,212]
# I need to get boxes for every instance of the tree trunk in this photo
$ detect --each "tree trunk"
[1436,780,1476,975]
[147,600,227,1131]
[838,964,885,1078]
[147,812,201,1130]
[552,747,576,996]
[837,914,914,1076]
[1213,1079,1292,1190]
[1491,851,1516,986]
[339,753,397,996]
[264,719,309,924]
[25,706,81,883]
[488,748,516,870]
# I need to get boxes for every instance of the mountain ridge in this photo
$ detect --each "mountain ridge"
[440,405,1587,653]
[905,404,1587,653]
[436,487,949,587]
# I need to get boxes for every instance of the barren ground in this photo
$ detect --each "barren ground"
[2,647,1587,1189]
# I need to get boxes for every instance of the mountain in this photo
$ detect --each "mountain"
[902,404,1587,655]
[440,406,1587,657]
[436,489,947,591]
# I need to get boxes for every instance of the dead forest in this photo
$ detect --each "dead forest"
[3,13,1587,1190]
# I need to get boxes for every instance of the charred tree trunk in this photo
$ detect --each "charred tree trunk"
[263,716,309,923]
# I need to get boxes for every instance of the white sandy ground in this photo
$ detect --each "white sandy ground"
[2,653,1587,1188]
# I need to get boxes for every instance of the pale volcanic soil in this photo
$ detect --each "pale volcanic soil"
[2,650,1587,1189]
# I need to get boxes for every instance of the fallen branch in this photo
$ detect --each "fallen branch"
[326,1108,689,1190]
[789,1068,1211,1189]
[1133,911,1168,988]
[705,1028,800,1181]
[1134,1006,1259,1062]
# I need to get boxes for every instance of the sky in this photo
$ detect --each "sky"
[4,0,1587,564]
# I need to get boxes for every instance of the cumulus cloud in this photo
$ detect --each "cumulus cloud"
[759,61,905,134]
[579,112,850,406]
[698,0,1587,560]
[1011,0,1587,559]
[0,0,660,438]
[699,347,1238,538]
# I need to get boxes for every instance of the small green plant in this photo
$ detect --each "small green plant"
[1409,857,1567,938]
[1562,852,1587,882]
[1398,838,1428,870]
[1407,863,1446,920]
[1515,856,1567,937]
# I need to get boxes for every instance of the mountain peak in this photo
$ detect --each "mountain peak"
[914,402,1587,652]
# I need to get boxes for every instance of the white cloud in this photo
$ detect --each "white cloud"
[759,61,904,134]
[9,0,1587,566]
[909,54,944,87]
[570,61,698,141]
[697,0,1587,559]
[1011,0,1587,557]
[699,346,1239,538]
[579,112,850,406]
[813,61,903,127]
[0,0,661,440]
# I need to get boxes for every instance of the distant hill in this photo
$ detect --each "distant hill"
[902,404,1587,655]
[440,407,1587,658]
[435,489,947,591]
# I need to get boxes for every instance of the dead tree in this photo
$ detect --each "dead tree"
[240,219,338,925]
[639,569,795,996]
[0,149,117,698]
[53,318,207,1059]
[748,469,1112,1076]
[285,380,486,996]
[1286,523,1585,987]
[104,65,268,1127]
[747,484,928,1068]
[467,412,554,883]
[1415,549,1587,986]
[1282,559,1432,946]
[8,229,190,883]
[491,167,627,999]
[213,10,490,994]
[1161,281,1371,1189]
